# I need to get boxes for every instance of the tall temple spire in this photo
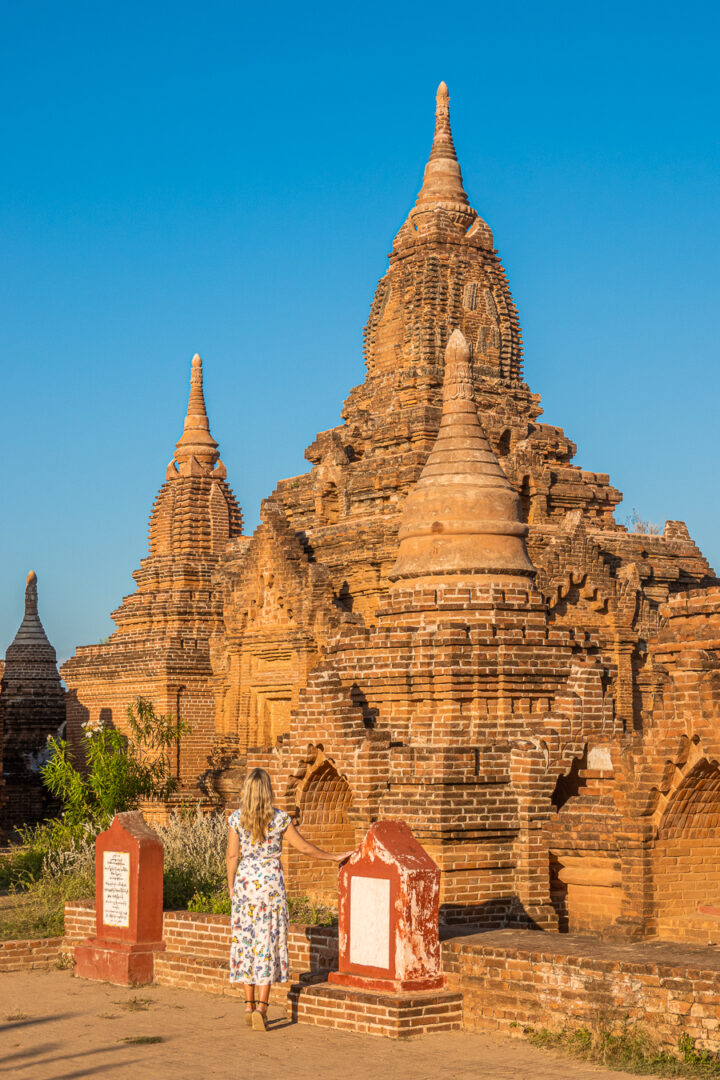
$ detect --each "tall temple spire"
[406,82,477,235]
[389,330,535,584]
[169,353,225,478]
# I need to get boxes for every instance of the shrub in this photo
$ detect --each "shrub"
[0,828,96,941]
[160,808,227,909]
[626,508,662,536]
[40,697,189,832]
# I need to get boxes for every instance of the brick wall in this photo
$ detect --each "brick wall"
[63,899,95,941]
[52,903,720,1054]
[0,936,65,972]
[63,902,339,993]
[443,929,720,1053]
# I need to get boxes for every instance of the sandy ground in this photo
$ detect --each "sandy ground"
[0,970,638,1080]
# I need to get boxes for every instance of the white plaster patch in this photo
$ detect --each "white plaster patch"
[350,876,390,970]
[588,746,613,771]
[103,850,130,928]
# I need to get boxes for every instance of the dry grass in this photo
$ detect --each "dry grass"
[115,996,154,1012]
[525,1022,720,1078]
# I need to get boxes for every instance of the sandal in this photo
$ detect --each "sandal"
[244,1001,255,1027]
[251,1002,268,1031]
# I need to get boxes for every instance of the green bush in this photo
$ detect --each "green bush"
[41,697,188,831]
[187,889,231,915]
[160,807,227,909]
[287,896,337,926]
[0,826,96,941]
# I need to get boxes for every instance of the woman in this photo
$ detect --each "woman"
[226,767,352,1031]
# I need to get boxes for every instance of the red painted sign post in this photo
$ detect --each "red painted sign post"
[74,811,165,986]
[329,820,443,992]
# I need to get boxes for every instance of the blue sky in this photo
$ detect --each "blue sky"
[1,0,718,662]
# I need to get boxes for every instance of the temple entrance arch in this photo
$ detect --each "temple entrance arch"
[654,758,720,942]
[286,751,356,904]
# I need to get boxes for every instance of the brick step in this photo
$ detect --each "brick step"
[289,982,464,1039]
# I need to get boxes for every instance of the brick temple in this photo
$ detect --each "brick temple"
[59,83,720,943]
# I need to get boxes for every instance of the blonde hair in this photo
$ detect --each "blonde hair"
[240,768,275,844]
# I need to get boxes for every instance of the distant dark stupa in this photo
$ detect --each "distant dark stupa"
[0,571,66,835]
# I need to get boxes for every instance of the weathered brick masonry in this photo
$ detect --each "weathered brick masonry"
[60,82,720,945]
[443,929,720,1053]
[0,935,66,973]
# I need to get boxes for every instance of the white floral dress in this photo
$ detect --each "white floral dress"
[228,807,291,984]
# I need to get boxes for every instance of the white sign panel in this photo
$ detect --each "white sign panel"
[349,875,390,970]
[103,850,130,928]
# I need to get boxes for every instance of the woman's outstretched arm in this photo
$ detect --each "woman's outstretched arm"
[226,826,240,895]
[284,822,353,863]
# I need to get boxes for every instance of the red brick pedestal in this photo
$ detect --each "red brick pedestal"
[74,811,165,987]
[299,821,457,1037]
[329,820,443,992]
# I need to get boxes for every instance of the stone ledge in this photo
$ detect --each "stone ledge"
[442,928,720,975]
[442,928,720,1053]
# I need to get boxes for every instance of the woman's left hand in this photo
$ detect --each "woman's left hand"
[335,850,355,863]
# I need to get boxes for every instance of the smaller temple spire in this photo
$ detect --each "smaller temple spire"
[6,571,56,658]
[389,330,535,585]
[169,354,225,478]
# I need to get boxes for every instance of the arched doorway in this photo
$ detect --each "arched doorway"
[288,758,356,904]
[654,759,720,942]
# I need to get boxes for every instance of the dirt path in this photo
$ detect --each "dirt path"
[0,970,638,1080]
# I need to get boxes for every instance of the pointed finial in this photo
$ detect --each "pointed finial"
[5,569,55,659]
[443,328,474,401]
[389,330,535,584]
[411,81,473,217]
[172,352,220,474]
[25,570,38,614]
[187,353,207,416]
